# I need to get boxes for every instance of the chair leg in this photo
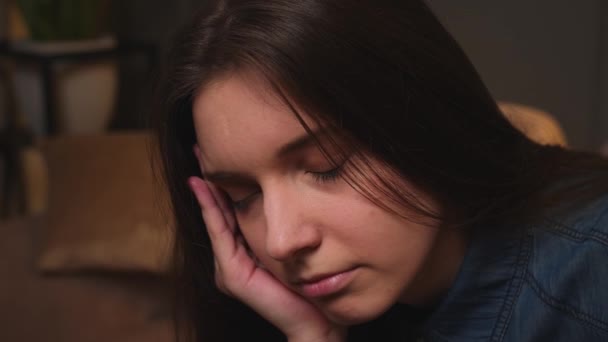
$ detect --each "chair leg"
[0,56,34,218]
[0,145,16,218]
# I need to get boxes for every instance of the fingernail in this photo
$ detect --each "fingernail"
[187,176,199,191]
[188,177,203,200]
[189,177,213,209]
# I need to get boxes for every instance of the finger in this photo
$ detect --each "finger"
[188,176,237,260]
[236,234,252,257]
[207,182,237,232]
[214,258,227,293]
[193,145,237,230]
[237,234,264,269]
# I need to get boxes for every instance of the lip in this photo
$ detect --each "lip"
[294,267,358,298]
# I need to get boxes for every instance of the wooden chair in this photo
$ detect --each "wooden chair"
[0,59,34,218]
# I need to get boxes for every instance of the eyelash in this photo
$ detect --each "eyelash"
[230,163,345,212]
[232,196,256,212]
[306,164,343,183]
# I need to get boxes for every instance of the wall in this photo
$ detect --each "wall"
[429,0,607,151]
[111,0,608,151]
[109,0,202,129]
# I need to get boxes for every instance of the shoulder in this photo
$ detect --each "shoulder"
[520,193,608,337]
[538,193,608,245]
[423,193,608,341]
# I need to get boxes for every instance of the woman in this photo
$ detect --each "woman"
[153,0,608,341]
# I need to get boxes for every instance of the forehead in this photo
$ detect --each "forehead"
[192,72,312,169]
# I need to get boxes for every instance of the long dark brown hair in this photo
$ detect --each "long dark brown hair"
[151,0,608,340]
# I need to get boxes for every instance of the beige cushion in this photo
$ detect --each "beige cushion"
[36,132,173,274]
[0,216,174,342]
[498,102,568,146]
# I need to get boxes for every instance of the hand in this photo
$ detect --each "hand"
[188,176,346,342]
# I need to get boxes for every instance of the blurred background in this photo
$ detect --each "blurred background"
[1,0,607,147]
[430,0,608,152]
[0,0,606,341]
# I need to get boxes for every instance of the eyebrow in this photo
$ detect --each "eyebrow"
[277,128,326,158]
[203,128,328,183]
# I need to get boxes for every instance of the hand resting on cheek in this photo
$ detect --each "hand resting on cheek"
[189,147,347,342]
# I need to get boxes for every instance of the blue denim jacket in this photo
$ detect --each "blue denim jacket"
[422,195,608,341]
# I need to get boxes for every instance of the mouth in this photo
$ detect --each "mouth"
[293,267,359,298]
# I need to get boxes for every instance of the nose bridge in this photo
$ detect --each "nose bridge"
[263,180,320,261]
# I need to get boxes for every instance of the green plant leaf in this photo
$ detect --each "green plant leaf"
[16,0,107,41]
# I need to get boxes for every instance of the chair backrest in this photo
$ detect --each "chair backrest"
[22,131,173,274]
[498,102,568,147]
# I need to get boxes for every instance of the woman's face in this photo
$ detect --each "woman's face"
[192,72,452,325]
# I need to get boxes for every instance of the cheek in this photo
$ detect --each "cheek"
[236,216,269,263]
[339,201,439,267]
[241,230,285,275]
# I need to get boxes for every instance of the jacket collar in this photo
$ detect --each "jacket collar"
[422,228,532,341]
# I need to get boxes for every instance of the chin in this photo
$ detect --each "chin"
[317,293,393,326]
[326,313,376,326]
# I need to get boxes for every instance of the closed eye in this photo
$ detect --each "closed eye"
[228,165,345,213]
[307,164,344,183]
[230,191,261,212]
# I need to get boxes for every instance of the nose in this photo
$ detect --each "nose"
[263,183,322,261]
